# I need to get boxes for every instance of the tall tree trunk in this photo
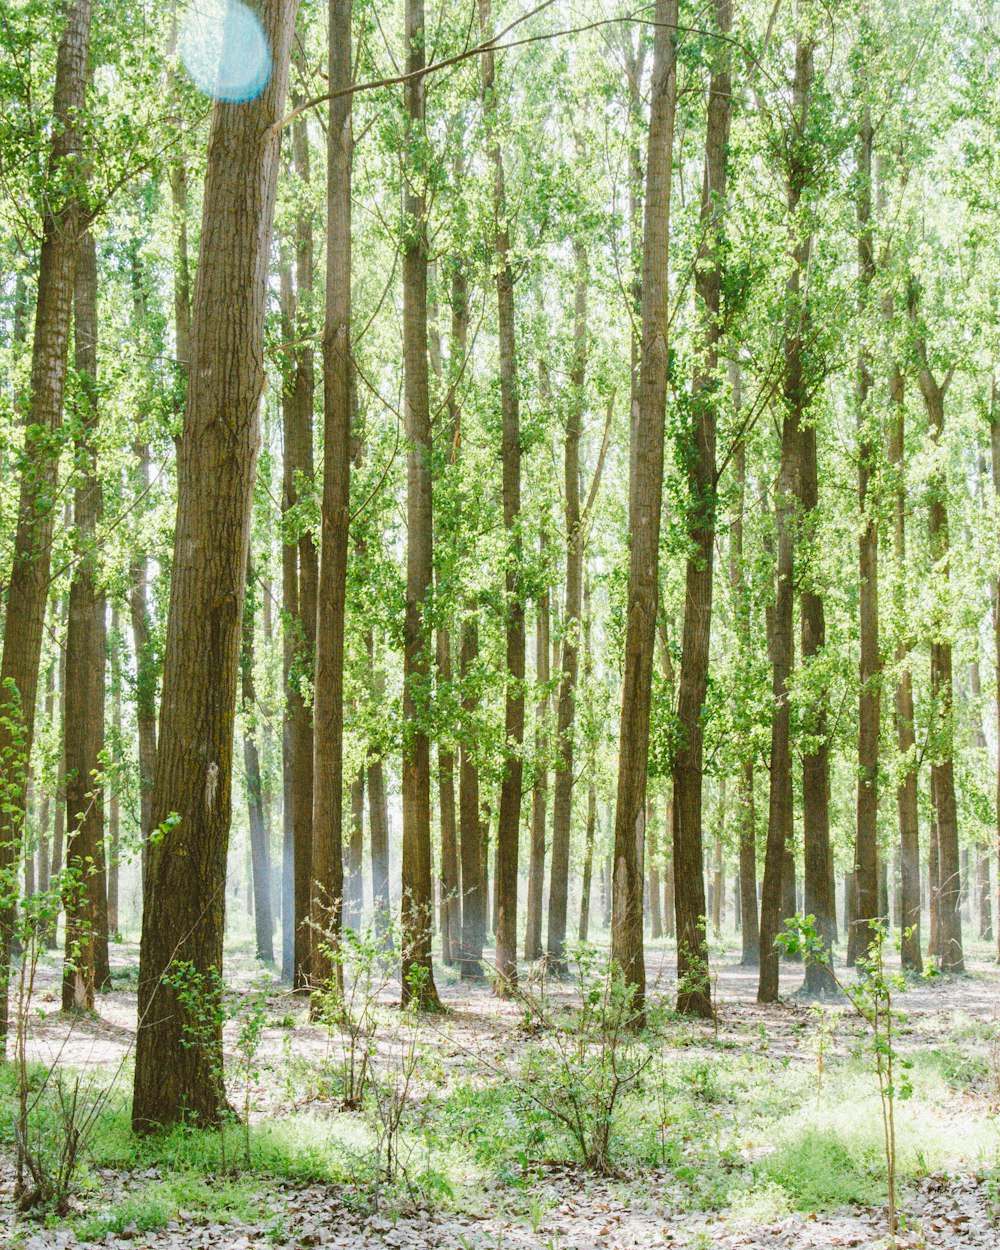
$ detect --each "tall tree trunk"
[108,607,121,937]
[729,396,759,966]
[578,786,597,942]
[62,228,110,1010]
[310,0,353,1001]
[914,341,963,972]
[459,613,485,978]
[280,89,320,987]
[346,767,364,930]
[846,103,880,970]
[242,556,275,964]
[47,599,69,951]
[0,0,93,1047]
[132,0,297,1130]
[886,299,921,971]
[649,802,663,940]
[479,0,525,994]
[610,0,678,1019]
[673,0,731,1017]
[758,35,813,1004]
[400,0,441,1009]
[367,631,392,947]
[38,659,55,901]
[525,531,550,961]
[547,245,588,976]
[991,381,1000,963]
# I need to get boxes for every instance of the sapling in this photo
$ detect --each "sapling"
[778,915,914,1246]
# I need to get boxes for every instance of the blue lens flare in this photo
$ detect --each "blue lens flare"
[179,0,272,103]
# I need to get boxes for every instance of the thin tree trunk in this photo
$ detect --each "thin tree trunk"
[611,0,679,1020]
[459,612,485,978]
[132,0,297,1129]
[759,34,813,1004]
[242,556,275,964]
[525,531,550,961]
[547,244,588,976]
[578,786,597,942]
[310,0,353,1001]
[108,608,121,937]
[649,802,663,940]
[367,636,392,949]
[991,380,1000,963]
[346,767,364,930]
[672,0,731,1018]
[400,0,441,1010]
[0,0,93,1046]
[847,102,880,971]
[914,338,963,972]
[62,228,110,1010]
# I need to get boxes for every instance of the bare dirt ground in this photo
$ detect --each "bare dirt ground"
[4,936,1000,1250]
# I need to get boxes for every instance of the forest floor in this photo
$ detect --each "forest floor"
[3,930,1000,1249]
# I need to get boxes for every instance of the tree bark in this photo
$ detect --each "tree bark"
[758,34,813,1004]
[914,343,964,972]
[0,0,93,1047]
[672,0,731,1017]
[610,0,678,1019]
[400,0,441,1009]
[310,0,354,1001]
[525,531,550,962]
[547,245,588,976]
[846,102,880,971]
[132,0,298,1130]
[459,613,485,978]
[62,228,110,1012]
[107,608,121,937]
[241,557,275,964]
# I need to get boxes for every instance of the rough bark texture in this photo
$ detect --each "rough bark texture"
[672,0,731,1018]
[611,0,678,1017]
[400,0,441,1009]
[0,0,93,1047]
[758,35,813,1005]
[132,0,298,1129]
[310,0,353,999]
[62,228,110,1011]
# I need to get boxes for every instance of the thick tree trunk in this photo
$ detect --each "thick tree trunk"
[611,0,678,1019]
[62,228,110,1011]
[132,0,297,1130]
[310,0,353,1000]
[759,35,813,1004]
[241,558,275,964]
[525,536,550,962]
[915,354,963,972]
[399,0,440,1009]
[0,0,93,1047]
[672,0,731,1018]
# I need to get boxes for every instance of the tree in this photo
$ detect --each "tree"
[610,0,678,1015]
[672,0,732,1019]
[310,0,353,1000]
[400,0,441,1010]
[241,553,275,963]
[132,0,299,1129]
[62,228,110,1010]
[0,0,94,1048]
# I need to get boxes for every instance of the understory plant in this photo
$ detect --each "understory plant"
[778,916,914,1245]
